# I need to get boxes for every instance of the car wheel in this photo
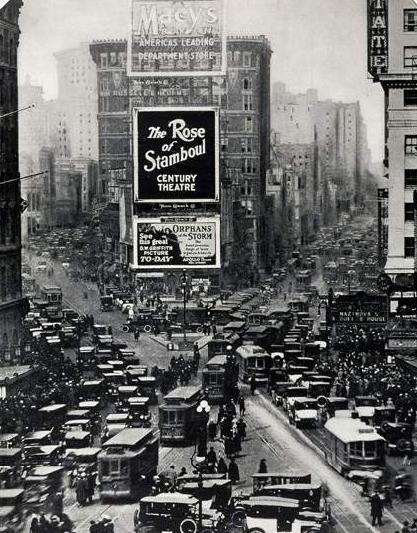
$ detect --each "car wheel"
[180,518,197,533]
[231,509,246,528]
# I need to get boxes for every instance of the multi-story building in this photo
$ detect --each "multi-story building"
[51,43,99,161]
[222,36,272,271]
[89,36,272,285]
[0,0,25,363]
[19,77,49,239]
[19,45,99,236]
[367,0,417,280]
[271,83,373,230]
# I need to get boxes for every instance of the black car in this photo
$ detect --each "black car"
[378,422,413,455]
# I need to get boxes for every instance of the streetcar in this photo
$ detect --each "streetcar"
[159,386,202,444]
[235,344,272,385]
[202,354,239,403]
[39,285,63,320]
[98,428,159,500]
[324,417,385,474]
[207,333,239,360]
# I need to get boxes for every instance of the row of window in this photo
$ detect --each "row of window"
[99,50,254,69]
[0,33,17,67]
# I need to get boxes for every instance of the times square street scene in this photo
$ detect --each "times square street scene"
[3,0,417,533]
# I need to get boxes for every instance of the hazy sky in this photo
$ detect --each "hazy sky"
[18,0,384,161]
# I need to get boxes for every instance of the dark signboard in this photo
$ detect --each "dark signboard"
[368,0,388,78]
[333,293,387,324]
[128,0,226,78]
[377,187,388,263]
[133,107,219,203]
[132,216,220,269]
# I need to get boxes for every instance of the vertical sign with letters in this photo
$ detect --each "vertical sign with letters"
[368,0,388,77]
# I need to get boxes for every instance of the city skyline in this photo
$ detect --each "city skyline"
[18,0,384,162]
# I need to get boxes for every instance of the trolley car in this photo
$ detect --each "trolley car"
[324,417,385,475]
[98,428,158,500]
[159,386,202,444]
[202,354,238,403]
[235,345,272,385]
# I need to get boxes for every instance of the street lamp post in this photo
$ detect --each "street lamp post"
[191,399,211,533]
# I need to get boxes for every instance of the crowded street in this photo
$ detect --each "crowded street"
[0,214,407,533]
[2,1,417,532]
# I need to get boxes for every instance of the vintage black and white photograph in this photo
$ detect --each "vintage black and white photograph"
[1,0,416,532]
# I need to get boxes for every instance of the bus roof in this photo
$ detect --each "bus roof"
[164,385,201,403]
[38,404,66,413]
[324,418,385,443]
[102,428,154,449]
[141,492,198,505]
[236,345,269,358]
[205,354,228,367]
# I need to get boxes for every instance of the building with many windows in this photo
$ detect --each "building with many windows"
[89,36,272,286]
[0,0,25,363]
[368,0,417,278]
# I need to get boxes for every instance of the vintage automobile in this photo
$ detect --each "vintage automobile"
[252,472,311,493]
[134,493,199,532]
[0,434,19,449]
[256,483,322,511]
[377,422,413,455]
[128,397,151,427]
[77,346,96,369]
[102,413,130,441]
[289,398,319,428]
[64,431,92,450]
[283,387,309,412]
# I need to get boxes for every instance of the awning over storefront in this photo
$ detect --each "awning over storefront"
[385,257,415,275]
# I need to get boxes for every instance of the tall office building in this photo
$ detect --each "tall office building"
[368,0,417,281]
[0,0,25,363]
[89,36,272,279]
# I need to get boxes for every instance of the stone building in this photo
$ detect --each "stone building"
[0,0,25,363]
[89,35,272,286]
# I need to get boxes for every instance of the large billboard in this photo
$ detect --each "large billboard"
[133,107,219,203]
[128,0,226,77]
[132,216,220,269]
[368,0,388,78]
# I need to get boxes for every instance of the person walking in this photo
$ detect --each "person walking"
[370,491,384,527]
[258,459,268,474]
[250,375,256,395]
[228,458,240,484]
[403,441,414,467]
[217,456,228,474]
[238,395,246,416]
[134,328,140,341]
[76,472,89,506]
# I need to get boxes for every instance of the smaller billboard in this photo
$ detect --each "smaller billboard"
[132,216,220,269]
[133,107,219,203]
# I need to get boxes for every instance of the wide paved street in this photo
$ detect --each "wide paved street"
[22,250,414,533]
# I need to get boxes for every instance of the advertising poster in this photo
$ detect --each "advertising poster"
[132,216,220,269]
[128,0,226,77]
[133,107,219,203]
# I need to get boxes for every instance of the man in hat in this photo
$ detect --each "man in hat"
[76,472,89,506]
